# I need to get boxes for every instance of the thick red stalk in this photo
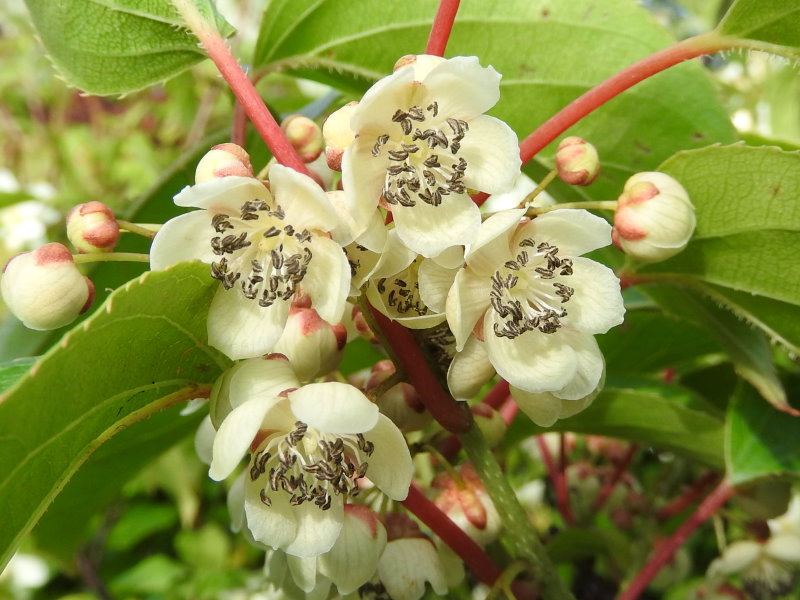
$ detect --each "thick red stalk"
[425,0,461,56]
[657,471,720,521]
[369,306,471,433]
[618,481,735,600]
[536,436,574,526]
[592,444,638,513]
[484,379,511,409]
[518,33,729,164]
[499,397,519,425]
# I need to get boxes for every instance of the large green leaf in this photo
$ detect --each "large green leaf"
[254,0,736,201]
[508,377,725,470]
[0,262,228,570]
[640,145,800,355]
[24,0,234,95]
[717,0,800,56]
[726,382,800,485]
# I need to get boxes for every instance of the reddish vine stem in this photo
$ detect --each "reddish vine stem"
[536,436,575,526]
[368,306,471,433]
[484,379,511,409]
[499,397,519,425]
[592,444,638,513]
[231,100,247,148]
[518,32,729,164]
[425,0,461,56]
[657,471,721,521]
[618,480,735,600]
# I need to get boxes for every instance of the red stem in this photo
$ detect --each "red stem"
[231,100,247,148]
[657,471,720,521]
[484,379,510,409]
[518,33,730,164]
[402,483,502,585]
[369,306,471,433]
[499,397,519,425]
[618,480,735,600]
[592,444,638,513]
[198,31,310,175]
[425,0,461,56]
[536,436,574,526]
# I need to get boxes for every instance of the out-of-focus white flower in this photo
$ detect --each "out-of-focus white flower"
[446,208,624,425]
[150,163,350,360]
[378,538,449,600]
[208,357,413,557]
[342,55,521,257]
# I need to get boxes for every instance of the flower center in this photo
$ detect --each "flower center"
[250,421,375,511]
[375,258,430,317]
[210,199,313,308]
[489,238,575,339]
[372,102,469,208]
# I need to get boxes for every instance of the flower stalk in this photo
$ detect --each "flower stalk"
[425,0,461,56]
[72,252,151,264]
[526,200,618,216]
[536,435,575,526]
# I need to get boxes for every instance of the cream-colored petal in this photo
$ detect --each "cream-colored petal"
[299,236,350,325]
[174,176,269,213]
[458,115,521,194]
[269,163,339,233]
[207,286,290,360]
[446,269,491,350]
[379,539,448,600]
[285,496,344,557]
[364,414,413,500]
[244,477,298,551]
[481,173,537,215]
[447,336,496,399]
[465,208,525,274]
[509,386,564,427]
[150,211,216,270]
[514,209,611,257]
[551,332,604,400]
[391,193,480,258]
[289,382,378,434]
[419,56,501,120]
[418,258,458,314]
[366,282,447,330]
[560,257,625,335]
[194,415,215,465]
[765,533,800,563]
[320,507,387,595]
[341,137,388,236]
[209,397,273,481]
[484,315,577,394]
[229,356,299,409]
[370,229,417,279]
[227,472,246,533]
[287,555,319,593]
[350,67,415,134]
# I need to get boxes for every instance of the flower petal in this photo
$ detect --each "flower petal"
[552,332,604,400]
[270,163,339,233]
[418,258,458,314]
[350,66,416,134]
[207,286,289,360]
[560,257,625,334]
[514,209,611,257]
[174,176,268,213]
[150,211,216,270]
[465,208,525,274]
[391,192,481,258]
[285,497,344,557]
[363,413,413,500]
[194,415,215,465]
[229,356,300,409]
[286,555,319,593]
[509,387,564,427]
[446,268,491,351]
[209,396,275,480]
[458,115,521,194]
[370,229,417,279]
[419,56,501,119]
[341,137,387,238]
[447,336,496,399]
[299,236,350,325]
[244,477,298,551]
[379,539,448,600]
[320,507,387,595]
[227,472,246,533]
[289,382,379,434]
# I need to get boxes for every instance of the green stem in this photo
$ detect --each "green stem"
[461,423,574,600]
[524,168,558,205]
[117,220,160,239]
[72,252,151,264]
[526,200,618,216]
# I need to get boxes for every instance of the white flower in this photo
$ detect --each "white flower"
[342,55,521,257]
[446,208,624,416]
[377,538,449,600]
[208,358,413,557]
[150,163,351,360]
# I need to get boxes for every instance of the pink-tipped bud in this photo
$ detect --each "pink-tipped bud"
[470,404,506,448]
[195,143,253,183]
[273,306,347,380]
[322,102,359,171]
[1,242,94,330]
[613,171,695,263]
[555,136,600,186]
[66,201,120,253]
[281,115,324,163]
[433,464,502,546]
[392,54,446,81]
[351,305,378,343]
[367,360,431,432]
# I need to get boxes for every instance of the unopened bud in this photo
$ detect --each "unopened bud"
[1,242,94,330]
[281,115,324,163]
[66,201,120,253]
[351,305,378,344]
[322,102,358,171]
[470,404,506,448]
[433,464,502,546]
[393,54,446,81]
[555,136,600,186]
[272,306,347,380]
[367,360,431,432]
[195,143,253,183]
[613,171,695,263]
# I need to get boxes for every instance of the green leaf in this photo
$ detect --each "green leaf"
[726,382,800,485]
[717,0,800,56]
[23,0,234,96]
[254,0,736,201]
[508,377,724,470]
[0,262,229,571]
[0,358,36,394]
[642,284,789,415]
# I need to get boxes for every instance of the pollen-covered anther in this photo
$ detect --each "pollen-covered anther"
[251,421,375,512]
[489,238,574,339]
[374,102,470,208]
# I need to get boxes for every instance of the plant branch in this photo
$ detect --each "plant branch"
[536,435,574,526]
[592,444,638,513]
[170,0,310,175]
[617,480,735,600]
[425,0,461,56]
[657,471,720,521]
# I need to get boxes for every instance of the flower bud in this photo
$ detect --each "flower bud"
[272,306,347,380]
[1,243,94,330]
[433,464,502,546]
[555,136,600,186]
[613,171,695,263]
[66,201,120,253]
[281,115,324,163]
[194,143,253,183]
[351,305,378,344]
[367,360,431,432]
[470,404,507,448]
[322,102,358,171]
